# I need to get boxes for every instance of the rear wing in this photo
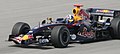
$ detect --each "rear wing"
[87,8,120,18]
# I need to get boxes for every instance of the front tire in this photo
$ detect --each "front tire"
[12,22,30,35]
[51,26,70,48]
[11,22,30,44]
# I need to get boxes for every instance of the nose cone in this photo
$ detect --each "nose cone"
[22,35,29,40]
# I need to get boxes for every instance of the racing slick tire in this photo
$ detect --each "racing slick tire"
[51,26,70,48]
[12,22,30,35]
[111,18,120,39]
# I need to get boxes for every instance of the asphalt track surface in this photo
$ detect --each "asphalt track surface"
[0,0,120,54]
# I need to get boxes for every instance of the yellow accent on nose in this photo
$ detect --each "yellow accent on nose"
[22,35,29,40]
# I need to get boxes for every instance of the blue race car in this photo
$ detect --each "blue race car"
[8,8,120,48]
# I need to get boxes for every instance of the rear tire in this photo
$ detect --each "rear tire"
[111,18,120,39]
[51,26,70,48]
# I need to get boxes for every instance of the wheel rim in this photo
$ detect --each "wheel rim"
[61,31,68,43]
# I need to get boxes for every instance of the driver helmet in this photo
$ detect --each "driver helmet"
[66,15,73,19]
[66,15,74,23]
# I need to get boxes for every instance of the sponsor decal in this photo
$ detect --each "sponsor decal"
[96,9,114,13]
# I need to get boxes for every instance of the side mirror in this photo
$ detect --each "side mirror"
[41,20,46,24]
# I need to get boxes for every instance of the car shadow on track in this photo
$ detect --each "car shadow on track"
[81,39,112,44]
[71,38,120,44]
[8,45,54,50]
[8,44,75,49]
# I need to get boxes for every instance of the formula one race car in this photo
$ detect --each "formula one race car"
[8,8,120,48]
